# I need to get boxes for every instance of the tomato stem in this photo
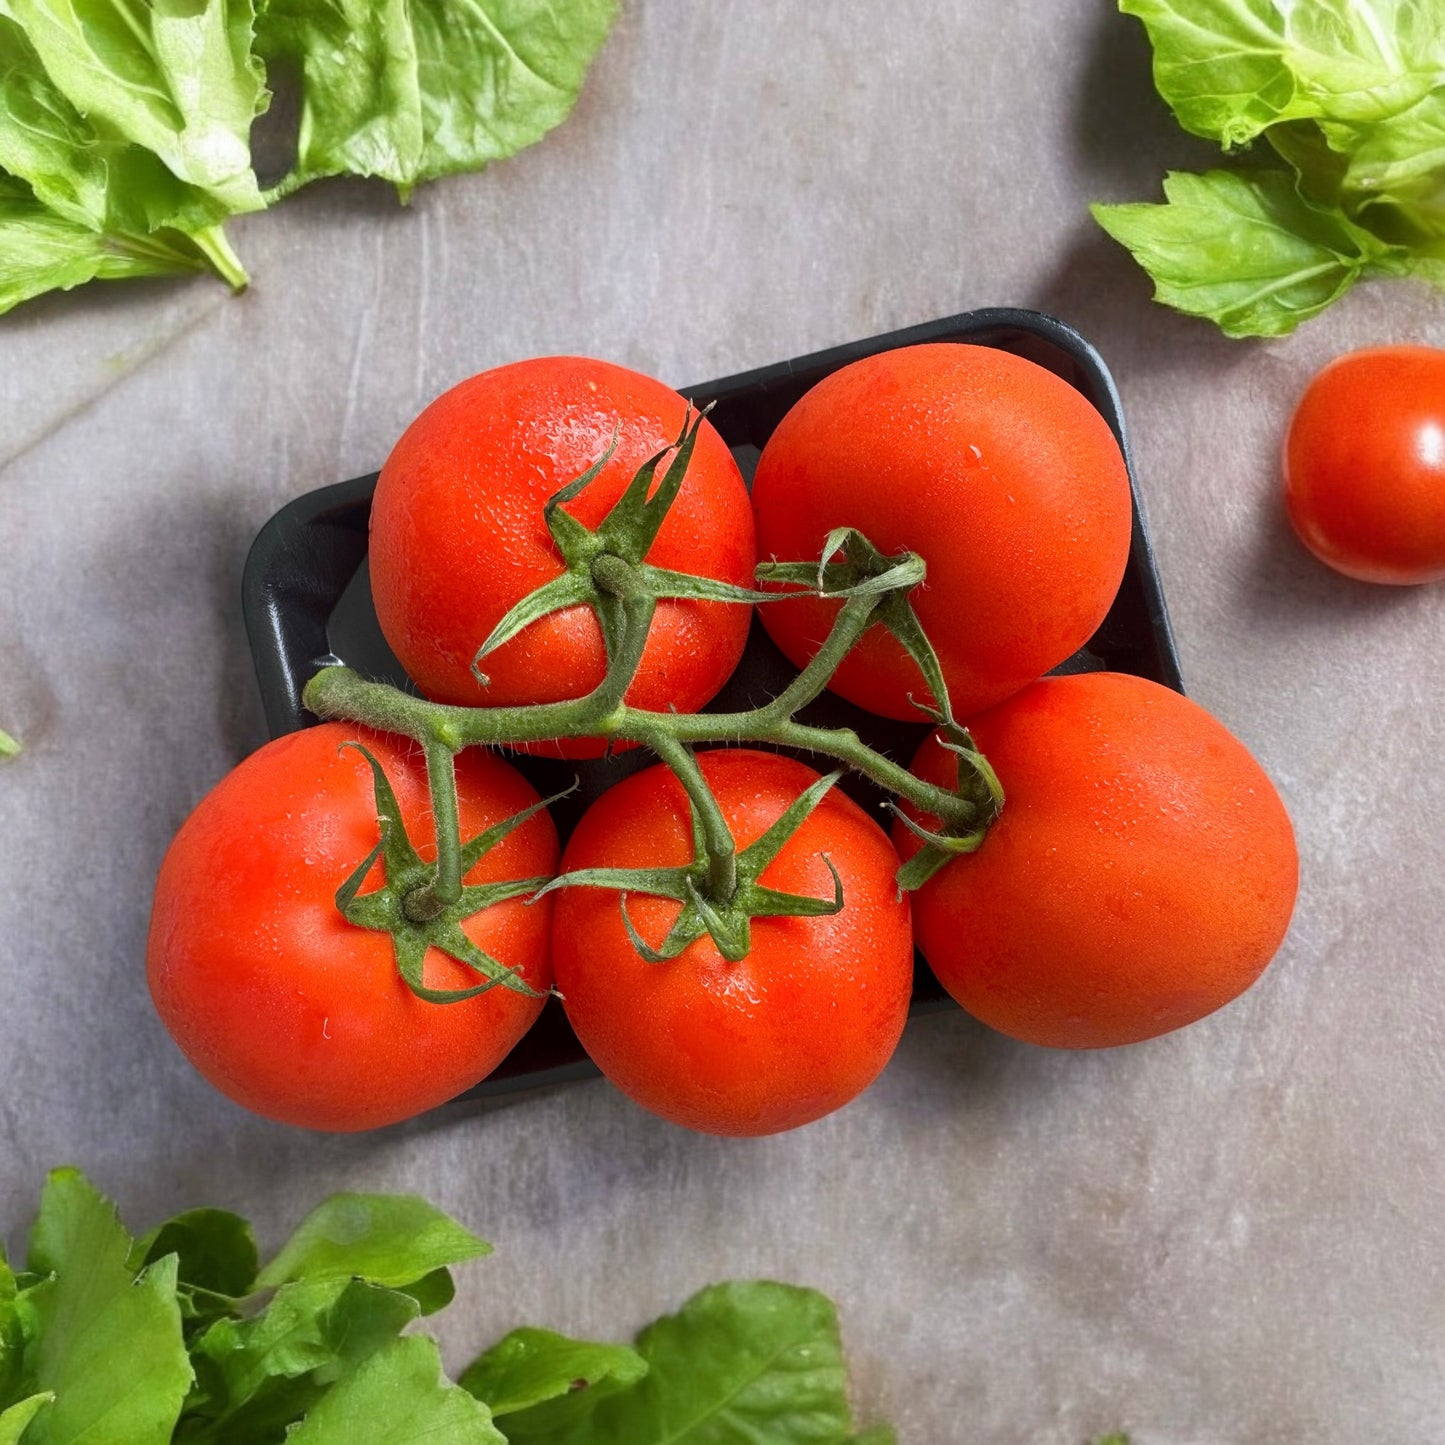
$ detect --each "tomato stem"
[423,738,464,907]
[651,734,738,904]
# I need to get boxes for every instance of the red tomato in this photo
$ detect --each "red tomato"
[368,357,755,757]
[1284,344,1445,584]
[751,343,1133,721]
[895,673,1297,1049]
[551,750,913,1135]
[147,724,558,1131]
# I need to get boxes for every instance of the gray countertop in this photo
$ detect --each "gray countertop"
[2,3,1443,1441]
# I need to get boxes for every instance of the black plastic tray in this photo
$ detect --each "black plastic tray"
[243,308,1183,1100]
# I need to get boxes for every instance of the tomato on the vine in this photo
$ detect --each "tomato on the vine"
[550,749,914,1136]
[895,673,1297,1049]
[1284,344,1445,585]
[147,724,558,1131]
[751,343,1133,722]
[368,357,755,757]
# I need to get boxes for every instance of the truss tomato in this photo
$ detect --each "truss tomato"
[751,343,1133,721]
[368,356,755,757]
[1284,344,1445,585]
[147,724,558,1131]
[895,673,1297,1049]
[550,750,914,1135]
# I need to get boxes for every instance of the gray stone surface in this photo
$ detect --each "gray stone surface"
[2,2,1443,1441]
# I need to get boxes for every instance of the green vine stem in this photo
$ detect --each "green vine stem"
[304,574,989,839]
[302,425,1006,981]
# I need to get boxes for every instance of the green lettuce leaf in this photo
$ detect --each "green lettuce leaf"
[507,1281,861,1445]
[129,1208,261,1328]
[254,1192,491,1292]
[17,1168,192,1445]
[283,1335,504,1444]
[3,0,268,221]
[0,172,230,316]
[1093,168,1411,336]
[255,0,617,197]
[184,1278,420,1441]
[0,1394,54,1445]
[253,0,422,190]
[1120,0,1445,148]
[458,1327,647,1433]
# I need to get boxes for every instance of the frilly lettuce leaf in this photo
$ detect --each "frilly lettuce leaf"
[1121,0,1445,148]
[1096,0,1445,334]
[255,0,617,198]
[1093,168,1411,336]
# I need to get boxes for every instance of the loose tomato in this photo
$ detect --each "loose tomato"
[368,357,755,757]
[550,749,913,1135]
[751,343,1133,721]
[895,673,1297,1049]
[1283,344,1445,585]
[147,724,558,1131]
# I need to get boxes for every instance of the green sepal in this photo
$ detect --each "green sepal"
[740,768,843,874]
[467,405,767,690]
[748,857,843,918]
[538,763,847,964]
[618,893,696,964]
[890,731,1005,892]
[594,407,709,561]
[473,573,593,685]
[755,528,926,600]
[635,563,783,605]
[333,743,556,1004]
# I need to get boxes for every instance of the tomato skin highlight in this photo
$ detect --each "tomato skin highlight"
[1284,344,1445,585]
[895,673,1298,1049]
[751,343,1133,721]
[368,356,756,757]
[147,724,558,1131]
[551,750,914,1136]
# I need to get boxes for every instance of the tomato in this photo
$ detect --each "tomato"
[368,357,755,757]
[751,343,1133,721]
[550,749,914,1135]
[147,724,558,1131]
[895,673,1297,1049]
[1283,344,1445,585]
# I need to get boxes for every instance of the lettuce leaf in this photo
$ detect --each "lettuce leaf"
[255,0,617,198]
[1,1173,893,1445]
[1,0,268,222]
[1095,0,1445,334]
[283,1336,505,1445]
[1092,168,1410,336]
[0,172,233,316]
[18,1169,193,1445]
[1121,0,1445,148]
[0,0,617,313]
[488,1281,869,1445]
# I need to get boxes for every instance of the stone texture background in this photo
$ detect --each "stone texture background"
[2,2,1442,1441]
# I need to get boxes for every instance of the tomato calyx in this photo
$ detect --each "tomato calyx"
[759,528,954,727]
[471,406,779,692]
[892,732,1006,891]
[334,743,559,1003]
[534,748,845,964]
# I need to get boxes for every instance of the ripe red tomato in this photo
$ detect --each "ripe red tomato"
[368,357,755,757]
[751,343,1133,721]
[895,673,1297,1049]
[550,749,913,1135]
[1284,344,1445,584]
[147,724,558,1131]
